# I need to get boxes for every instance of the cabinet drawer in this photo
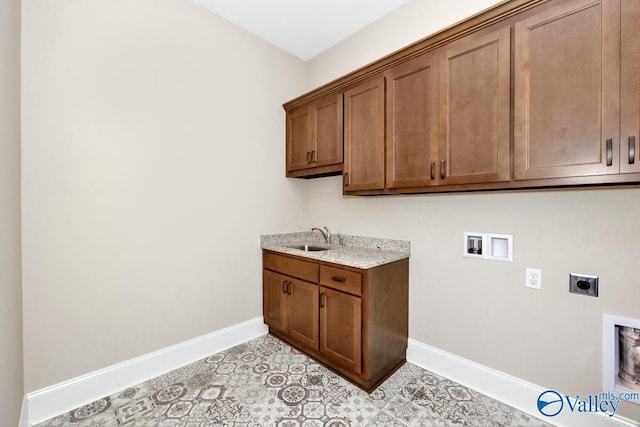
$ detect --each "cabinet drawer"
[263,252,319,283]
[320,266,362,296]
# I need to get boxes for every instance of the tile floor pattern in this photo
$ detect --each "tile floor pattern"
[36,334,552,426]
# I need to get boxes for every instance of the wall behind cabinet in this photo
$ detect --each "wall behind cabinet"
[0,0,23,423]
[304,0,640,421]
[21,0,308,392]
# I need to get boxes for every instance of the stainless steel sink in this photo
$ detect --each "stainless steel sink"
[288,244,331,252]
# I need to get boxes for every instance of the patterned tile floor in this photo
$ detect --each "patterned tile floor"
[36,334,551,426]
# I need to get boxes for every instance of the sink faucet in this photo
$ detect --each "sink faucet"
[311,226,331,244]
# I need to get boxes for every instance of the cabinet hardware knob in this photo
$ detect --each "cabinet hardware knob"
[606,139,613,166]
[343,172,350,187]
[629,136,636,165]
[440,159,446,180]
[319,293,325,308]
[430,161,435,180]
[331,276,346,283]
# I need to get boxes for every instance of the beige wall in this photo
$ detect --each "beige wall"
[304,0,640,420]
[0,0,23,423]
[21,0,308,392]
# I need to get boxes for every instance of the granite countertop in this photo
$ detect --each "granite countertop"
[260,231,410,269]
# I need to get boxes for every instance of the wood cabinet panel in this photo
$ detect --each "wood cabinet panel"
[263,270,289,333]
[320,286,362,374]
[439,26,511,185]
[514,0,621,180]
[263,252,319,283]
[286,108,312,172]
[622,0,640,174]
[289,279,319,351]
[319,265,362,296]
[312,93,343,168]
[344,76,385,191]
[286,93,343,177]
[263,270,319,351]
[385,53,439,188]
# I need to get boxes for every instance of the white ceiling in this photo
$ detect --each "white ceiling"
[191,0,411,61]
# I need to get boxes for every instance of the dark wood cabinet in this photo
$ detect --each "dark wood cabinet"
[286,92,343,178]
[285,0,640,193]
[514,0,620,180]
[320,286,362,374]
[621,0,640,174]
[262,250,408,392]
[263,269,319,351]
[263,270,289,333]
[385,53,439,189]
[343,76,386,192]
[439,26,511,185]
[289,278,320,350]
[347,26,510,193]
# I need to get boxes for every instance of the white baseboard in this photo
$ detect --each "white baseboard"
[23,316,267,427]
[407,338,639,427]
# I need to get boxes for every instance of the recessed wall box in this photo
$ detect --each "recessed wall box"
[487,234,513,262]
[463,232,486,259]
[464,232,513,262]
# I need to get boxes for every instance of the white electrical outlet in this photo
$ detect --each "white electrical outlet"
[526,268,542,290]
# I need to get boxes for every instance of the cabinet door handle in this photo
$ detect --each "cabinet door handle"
[629,136,636,165]
[440,159,446,179]
[331,276,346,283]
[343,172,350,187]
[319,293,325,308]
[306,151,311,163]
[281,280,292,295]
[311,150,316,162]
[606,139,613,166]
[430,161,435,180]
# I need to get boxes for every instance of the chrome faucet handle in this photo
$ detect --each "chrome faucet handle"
[336,233,345,247]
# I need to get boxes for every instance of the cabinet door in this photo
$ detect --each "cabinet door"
[438,26,511,185]
[286,107,313,172]
[311,93,343,168]
[514,0,620,180]
[344,76,385,192]
[319,287,362,374]
[621,0,640,174]
[289,279,320,351]
[263,270,290,333]
[386,53,439,189]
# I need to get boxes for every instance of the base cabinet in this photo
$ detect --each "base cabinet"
[263,250,408,392]
[320,286,362,374]
[263,270,319,351]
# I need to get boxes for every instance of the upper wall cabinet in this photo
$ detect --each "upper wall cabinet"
[286,92,343,178]
[343,76,385,191]
[621,0,640,174]
[345,26,510,194]
[514,0,620,180]
[439,26,511,185]
[285,0,640,194]
[385,53,439,189]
